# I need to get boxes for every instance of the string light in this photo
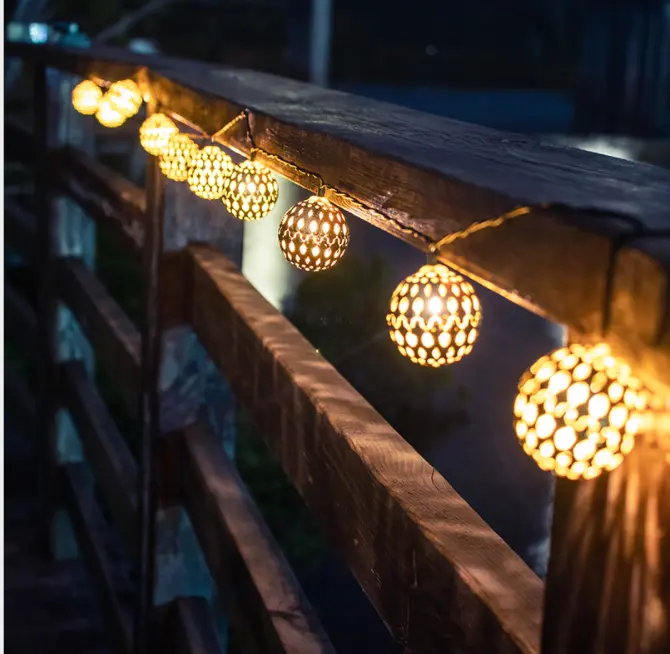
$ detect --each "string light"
[387,264,481,367]
[187,145,233,200]
[159,133,199,182]
[96,96,127,128]
[139,113,178,156]
[221,160,279,221]
[72,80,103,115]
[514,343,648,480]
[105,79,143,119]
[278,196,350,271]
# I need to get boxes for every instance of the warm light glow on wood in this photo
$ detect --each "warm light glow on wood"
[514,343,648,480]
[278,196,350,271]
[387,264,481,367]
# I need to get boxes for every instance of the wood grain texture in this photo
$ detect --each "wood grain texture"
[5,201,36,263]
[6,281,37,358]
[59,463,133,654]
[9,41,670,390]
[180,423,335,654]
[56,257,141,414]
[542,441,670,654]
[187,244,543,654]
[58,361,138,548]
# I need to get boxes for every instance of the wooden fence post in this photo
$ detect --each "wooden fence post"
[35,63,97,560]
[542,329,670,653]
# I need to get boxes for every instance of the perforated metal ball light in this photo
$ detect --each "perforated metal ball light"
[514,344,648,480]
[72,80,103,115]
[159,133,199,182]
[105,79,143,119]
[187,145,233,200]
[387,264,481,367]
[139,113,178,156]
[278,196,350,271]
[221,160,279,221]
[96,96,126,128]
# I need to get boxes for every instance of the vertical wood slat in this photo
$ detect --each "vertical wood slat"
[59,463,133,654]
[134,106,166,654]
[5,281,38,357]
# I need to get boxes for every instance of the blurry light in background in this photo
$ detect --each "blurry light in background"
[72,80,103,115]
[514,343,648,480]
[96,96,126,128]
[139,113,178,156]
[105,79,143,119]
[278,196,350,271]
[387,263,481,367]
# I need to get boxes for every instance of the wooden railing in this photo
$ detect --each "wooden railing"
[5,41,670,654]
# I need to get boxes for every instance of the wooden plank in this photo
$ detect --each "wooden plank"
[53,146,145,256]
[181,423,335,654]
[5,201,36,263]
[186,244,543,654]
[8,41,670,389]
[59,463,133,654]
[56,257,141,414]
[166,597,223,654]
[5,281,37,357]
[58,361,138,547]
[542,442,670,654]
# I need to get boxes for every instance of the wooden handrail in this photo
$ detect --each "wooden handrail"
[186,244,543,654]
[8,40,670,391]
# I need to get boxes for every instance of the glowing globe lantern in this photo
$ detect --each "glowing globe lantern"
[139,113,178,156]
[187,145,233,200]
[105,79,143,119]
[221,160,279,221]
[514,343,648,480]
[96,96,126,128]
[72,80,103,115]
[278,196,350,271]
[159,133,199,182]
[387,264,481,367]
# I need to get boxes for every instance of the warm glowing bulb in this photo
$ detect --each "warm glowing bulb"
[514,343,648,480]
[105,79,143,118]
[187,145,233,200]
[278,196,350,271]
[386,264,481,367]
[96,96,126,128]
[221,160,279,221]
[159,133,199,182]
[139,113,178,156]
[72,80,103,115]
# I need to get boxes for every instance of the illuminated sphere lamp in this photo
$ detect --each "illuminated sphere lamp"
[105,79,143,119]
[187,145,233,200]
[386,264,481,367]
[278,196,350,272]
[72,80,103,115]
[96,96,127,128]
[159,133,199,182]
[139,113,178,156]
[221,160,279,221]
[514,343,648,480]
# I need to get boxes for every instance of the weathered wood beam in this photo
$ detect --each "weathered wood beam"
[56,257,141,414]
[53,146,145,256]
[59,462,133,654]
[58,361,138,547]
[8,41,670,390]
[180,423,335,654]
[186,244,543,654]
[5,281,37,358]
[5,201,36,263]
